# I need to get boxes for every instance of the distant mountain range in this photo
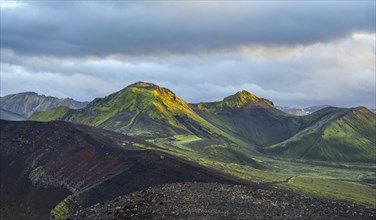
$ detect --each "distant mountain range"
[0,92,88,119]
[277,105,332,116]
[28,82,376,163]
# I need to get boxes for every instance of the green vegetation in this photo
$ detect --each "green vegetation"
[266,107,376,162]
[29,106,72,122]
[197,90,274,111]
[29,82,376,207]
[31,82,229,138]
[51,195,82,219]
[136,136,376,207]
[280,176,376,207]
[195,106,303,147]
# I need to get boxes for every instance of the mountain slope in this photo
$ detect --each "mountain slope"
[29,83,265,166]
[28,106,73,122]
[0,107,26,121]
[73,82,218,138]
[32,82,218,138]
[193,91,305,147]
[265,107,376,162]
[28,82,376,163]
[0,120,251,220]
[0,92,88,118]
[194,94,376,163]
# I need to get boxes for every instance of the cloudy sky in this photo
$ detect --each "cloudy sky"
[1,1,375,108]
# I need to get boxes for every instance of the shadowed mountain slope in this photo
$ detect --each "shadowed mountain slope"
[0,107,26,121]
[193,92,303,147]
[194,92,376,162]
[0,120,252,220]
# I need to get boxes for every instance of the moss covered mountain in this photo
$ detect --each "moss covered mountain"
[265,107,376,162]
[29,83,266,166]
[30,82,375,163]
[193,91,303,147]
[31,82,224,138]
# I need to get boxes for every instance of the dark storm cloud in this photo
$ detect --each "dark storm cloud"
[1,1,374,57]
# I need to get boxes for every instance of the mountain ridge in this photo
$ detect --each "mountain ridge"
[28,81,376,163]
[0,92,88,118]
[0,107,26,121]
[197,90,274,111]
[265,106,376,162]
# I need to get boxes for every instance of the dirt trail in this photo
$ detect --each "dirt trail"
[264,175,299,187]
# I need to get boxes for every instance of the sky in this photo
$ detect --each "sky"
[0,1,375,108]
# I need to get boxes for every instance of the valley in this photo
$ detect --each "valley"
[1,82,375,219]
[2,1,375,219]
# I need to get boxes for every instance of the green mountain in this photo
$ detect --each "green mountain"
[35,82,219,138]
[197,90,274,110]
[0,107,26,121]
[29,106,73,122]
[23,82,376,208]
[265,107,376,162]
[29,82,262,166]
[0,92,88,118]
[193,91,304,147]
[29,82,375,163]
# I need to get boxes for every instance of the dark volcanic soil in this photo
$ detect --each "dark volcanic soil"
[0,120,254,220]
[2,120,375,220]
[69,182,375,220]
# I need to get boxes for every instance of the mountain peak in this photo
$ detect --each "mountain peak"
[221,90,274,109]
[73,81,197,134]
[130,81,159,88]
[124,82,180,103]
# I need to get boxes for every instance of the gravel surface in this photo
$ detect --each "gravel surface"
[67,182,375,220]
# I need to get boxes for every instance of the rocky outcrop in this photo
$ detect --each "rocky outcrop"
[0,92,87,118]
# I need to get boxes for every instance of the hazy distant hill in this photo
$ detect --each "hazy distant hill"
[277,105,331,116]
[0,107,26,121]
[0,92,88,118]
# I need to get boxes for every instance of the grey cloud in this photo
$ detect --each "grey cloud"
[1,1,375,57]
[1,35,375,108]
